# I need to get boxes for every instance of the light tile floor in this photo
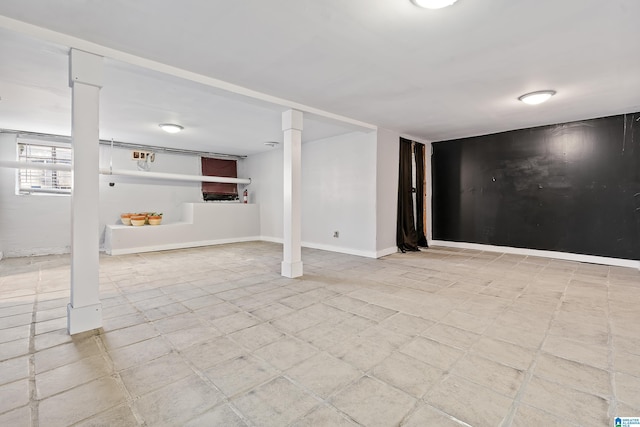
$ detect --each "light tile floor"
[1,242,639,426]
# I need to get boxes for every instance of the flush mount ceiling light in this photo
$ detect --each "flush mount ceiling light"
[159,123,184,134]
[411,0,459,9]
[518,90,556,105]
[264,141,280,148]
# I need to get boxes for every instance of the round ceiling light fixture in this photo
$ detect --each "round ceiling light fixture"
[518,90,556,105]
[264,141,280,148]
[159,123,184,134]
[411,0,459,9]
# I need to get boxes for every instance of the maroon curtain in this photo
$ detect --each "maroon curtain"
[201,158,238,195]
[397,138,419,252]
[414,142,428,247]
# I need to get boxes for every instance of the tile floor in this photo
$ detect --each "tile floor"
[0,242,639,426]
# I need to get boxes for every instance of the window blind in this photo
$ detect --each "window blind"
[201,157,238,200]
[17,141,72,195]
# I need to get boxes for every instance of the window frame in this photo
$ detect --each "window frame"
[16,139,72,196]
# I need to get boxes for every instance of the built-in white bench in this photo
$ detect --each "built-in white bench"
[104,202,260,255]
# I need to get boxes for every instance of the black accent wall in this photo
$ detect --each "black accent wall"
[432,112,640,261]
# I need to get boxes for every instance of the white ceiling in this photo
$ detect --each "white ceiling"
[1,0,639,155]
[0,27,368,156]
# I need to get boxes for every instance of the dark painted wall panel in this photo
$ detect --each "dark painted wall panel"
[432,112,640,260]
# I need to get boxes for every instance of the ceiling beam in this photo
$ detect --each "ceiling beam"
[0,14,377,132]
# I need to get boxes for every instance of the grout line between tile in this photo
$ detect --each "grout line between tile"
[28,270,40,426]
[92,331,146,426]
[2,243,639,426]
[160,327,255,426]
[498,264,572,427]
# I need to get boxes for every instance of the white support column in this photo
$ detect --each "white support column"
[67,49,103,334]
[281,110,303,278]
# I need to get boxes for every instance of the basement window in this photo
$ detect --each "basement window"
[17,140,72,195]
[201,157,238,201]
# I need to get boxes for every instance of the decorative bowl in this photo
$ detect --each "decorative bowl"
[148,216,162,226]
[130,215,146,226]
[120,213,133,226]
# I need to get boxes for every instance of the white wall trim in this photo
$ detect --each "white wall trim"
[429,240,640,270]
[259,236,379,258]
[376,246,399,258]
[260,236,283,244]
[4,246,71,258]
[108,236,261,256]
[4,236,636,271]
[301,241,377,259]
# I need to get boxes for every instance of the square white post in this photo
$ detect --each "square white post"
[281,110,303,278]
[67,49,103,334]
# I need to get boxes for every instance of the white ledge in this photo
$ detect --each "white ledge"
[105,203,260,255]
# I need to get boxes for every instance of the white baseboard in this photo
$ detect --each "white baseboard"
[5,237,636,270]
[376,246,399,258]
[107,236,261,256]
[429,240,640,270]
[259,236,283,244]
[301,241,377,258]
[4,246,71,258]
[67,302,102,335]
[259,236,382,259]
[1,237,382,260]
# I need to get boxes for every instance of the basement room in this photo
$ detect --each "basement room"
[0,1,639,426]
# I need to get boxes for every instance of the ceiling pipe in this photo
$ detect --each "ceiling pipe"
[0,160,71,172]
[1,129,247,160]
[0,161,251,184]
[99,168,251,184]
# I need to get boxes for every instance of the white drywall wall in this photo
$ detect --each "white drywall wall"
[301,131,377,256]
[0,133,72,256]
[242,130,378,257]
[238,147,283,241]
[98,144,204,246]
[105,203,260,255]
[0,133,241,256]
[376,128,400,256]
[2,128,381,259]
